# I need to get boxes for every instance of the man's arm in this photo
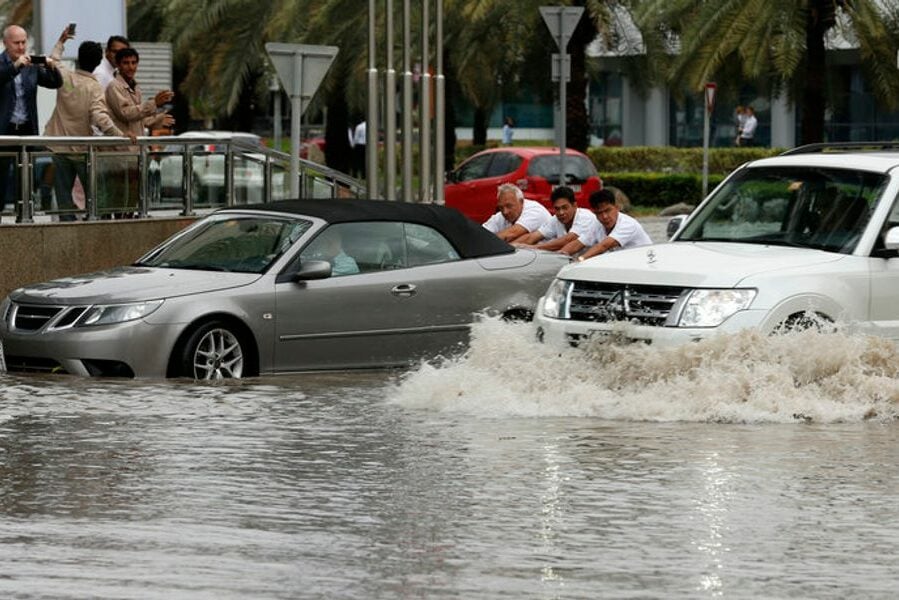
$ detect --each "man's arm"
[496,223,529,242]
[558,237,586,256]
[535,231,577,252]
[579,236,620,260]
[514,230,545,246]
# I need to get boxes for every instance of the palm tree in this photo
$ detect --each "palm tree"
[632,0,899,144]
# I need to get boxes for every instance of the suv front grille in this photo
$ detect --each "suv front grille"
[569,282,687,326]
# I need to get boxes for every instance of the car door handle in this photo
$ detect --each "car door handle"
[391,284,417,297]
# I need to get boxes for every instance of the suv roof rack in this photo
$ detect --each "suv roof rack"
[781,142,899,156]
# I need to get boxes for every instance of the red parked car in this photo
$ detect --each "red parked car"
[444,147,603,224]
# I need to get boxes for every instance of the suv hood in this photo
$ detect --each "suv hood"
[9,267,260,305]
[559,242,846,288]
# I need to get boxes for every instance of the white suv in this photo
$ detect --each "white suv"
[534,143,899,347]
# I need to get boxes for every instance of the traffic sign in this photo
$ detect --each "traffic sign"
[265,43,338,101]
[539,6,584,50]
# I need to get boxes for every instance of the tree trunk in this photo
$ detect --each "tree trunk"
[567,6,596,152]
[473,107,488,146]
[443,47,458,172]
[324,64,353,174]
[799,2,832,144]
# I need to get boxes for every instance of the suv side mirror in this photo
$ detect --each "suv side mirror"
[666,214,688,240]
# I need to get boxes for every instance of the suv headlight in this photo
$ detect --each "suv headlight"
[542,279,573,319]
[678,289,756,328]
[75,300,164,327]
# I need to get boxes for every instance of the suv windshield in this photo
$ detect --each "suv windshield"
[137,214,312,273]
[677,166,887,254]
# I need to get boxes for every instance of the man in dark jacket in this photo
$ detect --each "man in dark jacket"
[0,25,63,206]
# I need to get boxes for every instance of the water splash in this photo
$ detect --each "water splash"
[392,318,899,423]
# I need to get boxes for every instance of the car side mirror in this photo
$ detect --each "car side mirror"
[295,259,332,281]
[446,170,458,184]
[666,214,688,240]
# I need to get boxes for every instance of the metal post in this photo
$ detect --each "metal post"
[182,147,195,216]
[290,64,303,198]
[17,148,32,224]
[225,142,235,206]
[434,0,445,204]
[272,76,282,151]
[87,145,98,220]
[366,0,380,198]
[138,144,149,217]
[558,11,567,188]
[402,0,413,202]
[420,0,431,202]
[384,0,396,201]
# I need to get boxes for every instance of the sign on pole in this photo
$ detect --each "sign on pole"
[540,6,583,188]
[266,43,338,198]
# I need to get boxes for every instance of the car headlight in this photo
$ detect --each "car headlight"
[542,279,573,319]
[75,300,164,327]
[678,289,756,328]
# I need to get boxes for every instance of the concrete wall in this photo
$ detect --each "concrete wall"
[0,218,195,299]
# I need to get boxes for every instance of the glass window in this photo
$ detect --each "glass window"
[527,155,597,183]
[404,223,460,267]
[486,152,523,177]
[678,166,886,254]
[455,154,493,182]
[138,215,312,273]
[301,222,404,275]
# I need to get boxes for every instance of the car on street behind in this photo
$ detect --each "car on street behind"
[445,146,603,224]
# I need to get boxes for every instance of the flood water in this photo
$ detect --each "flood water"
[3,320,899,598]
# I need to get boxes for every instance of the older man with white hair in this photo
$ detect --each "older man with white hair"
[0,24,63,204]
[482,183,551,243]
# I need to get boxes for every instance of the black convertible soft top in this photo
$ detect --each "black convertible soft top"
[236,198,514,259]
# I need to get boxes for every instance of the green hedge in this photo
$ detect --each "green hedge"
[603,172,727,208]
[589,146,781,174]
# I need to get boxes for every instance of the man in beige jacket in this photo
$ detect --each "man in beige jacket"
[45,38,134,221]
[103,46,173,215]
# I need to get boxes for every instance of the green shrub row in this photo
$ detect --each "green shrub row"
[602,172,727,209]
[589,146,781,175]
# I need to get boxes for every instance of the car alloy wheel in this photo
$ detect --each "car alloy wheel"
[184,322,245,379]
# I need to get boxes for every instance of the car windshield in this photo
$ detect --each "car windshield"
[137,214,313,273]
[677,166,887,254]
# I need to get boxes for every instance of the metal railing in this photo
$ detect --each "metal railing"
[0,134,364,223]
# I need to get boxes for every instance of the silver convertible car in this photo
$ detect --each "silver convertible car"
[0,199,568,379]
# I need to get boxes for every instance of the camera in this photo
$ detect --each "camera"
[31,55,47,65]
[67,23,76,36]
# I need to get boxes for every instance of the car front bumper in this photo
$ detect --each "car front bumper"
[0,318,184,378]
[532,296,771,348]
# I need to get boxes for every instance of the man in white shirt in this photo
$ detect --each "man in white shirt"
[515,186,598,255]
[575,189,652,260]
[92,35,129,91]
[739,106,758,147]
[482,183,551,242]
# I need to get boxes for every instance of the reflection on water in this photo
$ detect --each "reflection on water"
[2,322,899,598]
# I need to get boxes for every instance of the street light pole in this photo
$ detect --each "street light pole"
[434,0,445,204]
[384,0,396,200]
[367,0,380,198]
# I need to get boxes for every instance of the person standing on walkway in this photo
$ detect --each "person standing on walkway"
[45,36,133,221]
[0,24,63,205]
[103,47,173,216]
[739,106,758,147]
[353,119,367,179]
[502,116,514,145]
[93,35,129,91]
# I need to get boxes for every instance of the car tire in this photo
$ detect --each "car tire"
[178,321,247,379]
[774,311,834,334]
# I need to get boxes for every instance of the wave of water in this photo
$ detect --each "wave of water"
[393,319,899,423]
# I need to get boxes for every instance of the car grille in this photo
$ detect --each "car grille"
[568,282,687,326]
[7,303,89,332]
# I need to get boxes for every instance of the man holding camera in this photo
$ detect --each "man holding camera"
[0,24,63,205]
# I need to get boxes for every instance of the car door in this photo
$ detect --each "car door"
[272,221,471,371]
